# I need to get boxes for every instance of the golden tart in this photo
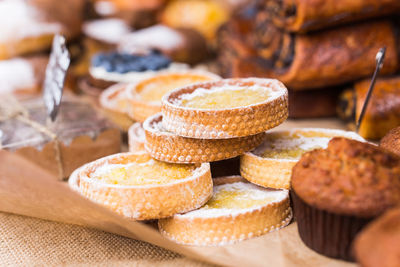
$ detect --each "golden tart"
[161,78,288,139]
[69,152,212,220]
[99,83,134,131]
[127,70,220,123]
[240,128,365,190]
[159,175,292,246]
[128,122,146,152]
[143,113,265,163]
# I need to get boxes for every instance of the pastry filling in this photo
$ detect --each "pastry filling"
[259,130,357,160]
[139,75,213,102]
[179,86,270,109]
[90,158,196,185]
[178,182,287,217]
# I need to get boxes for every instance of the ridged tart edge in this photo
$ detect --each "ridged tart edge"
[128,122,146,153]
[161,78,288,139]
[69,152,213,220]
[158,175,292,246]
[240,128,365,190]
[143,113,266,163]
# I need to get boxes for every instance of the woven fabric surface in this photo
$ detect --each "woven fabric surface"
[0,212,213,267]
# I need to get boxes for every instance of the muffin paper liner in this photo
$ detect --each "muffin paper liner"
[291,190,372,261]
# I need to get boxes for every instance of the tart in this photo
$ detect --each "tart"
[99,83,134,131]
[162,78,288,139]
[128,123,146,152]
[159,175,292,246]
[128,70,220,123]
[143,113,265,163]
[240,128,364,189]
[291,137,400,261]
[69,152,212,220]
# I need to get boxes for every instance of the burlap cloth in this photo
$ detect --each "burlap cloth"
[0,212,213,266]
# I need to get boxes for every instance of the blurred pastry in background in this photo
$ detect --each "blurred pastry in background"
[88,50,188,89]
[127,70,220,122]
[338,76,400,140]
[0,0,61,59]
[30,0,85,40]
[73,18,132,77]
[92,0,164,29]
[118,25,210,64]
[0,56,48,98]
[380,126,400,156]
[288,87,343,118]
[99,83,134,132]
[128,122,146,152]
[161,0,229,42]
[232,20,399,90]
[261,0,400,33]
[353,208,400,267]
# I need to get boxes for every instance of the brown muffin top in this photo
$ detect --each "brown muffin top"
[291,137,400,217]
[380,126,400,156]
[353,208,400,267]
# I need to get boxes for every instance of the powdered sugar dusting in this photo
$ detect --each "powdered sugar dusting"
[118,25,185,53]
[253,128,365,160]
[177,182,288,218]
[90,63,188,83]
[83,19,131,44]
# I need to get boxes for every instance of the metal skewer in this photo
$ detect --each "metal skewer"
[356,47,386,133]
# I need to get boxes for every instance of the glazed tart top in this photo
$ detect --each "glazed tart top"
[163,78,287,111]
[80,153,204,187]
[99,83,129,113]
[132,71,220,103]
[176,179,288,218]
[252,128,364,161]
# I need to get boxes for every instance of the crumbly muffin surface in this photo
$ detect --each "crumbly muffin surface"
[380,126,400,156]
[292,137,400,217]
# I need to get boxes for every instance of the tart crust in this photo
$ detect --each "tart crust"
[128,122,146,152]
[69,152,212,220]
[240,128,365,189]
[144,113,265,163]
[158,175,292,246]
[161,78,288,139]
[127,71,220,123]
[99,83,134,131]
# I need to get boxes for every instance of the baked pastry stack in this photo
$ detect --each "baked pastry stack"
[71,77,295,245]
[217,0,400,120]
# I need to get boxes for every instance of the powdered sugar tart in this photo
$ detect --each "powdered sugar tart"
[128,123,146,152]
[143,113,265,163]
[127,70,220,122]
[161,78,288,139]
[68,152,212,220]
[99,83,134,131]
[240,128,365,190]
[159,176,292,246]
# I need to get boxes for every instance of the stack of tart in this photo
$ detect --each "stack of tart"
[71,77,297,245]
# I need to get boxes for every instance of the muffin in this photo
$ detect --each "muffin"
[291,137,400,261]
[380,126,400,156]
[353,208,400,267]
